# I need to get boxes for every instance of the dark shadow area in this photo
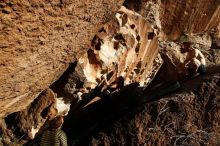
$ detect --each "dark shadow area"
[51,61,77,90]
[5,112,18,129]
[211,41,220,49]
[4,112,26,139]
[123,0,142,12]
[177,65,220,93]
[63,82,140,145]
[63,65,220,145]
[50,61,78,101]
[25,65,220,146]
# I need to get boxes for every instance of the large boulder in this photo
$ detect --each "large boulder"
[0,0,124,118]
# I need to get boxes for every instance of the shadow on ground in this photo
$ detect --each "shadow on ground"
[62,65,220,146]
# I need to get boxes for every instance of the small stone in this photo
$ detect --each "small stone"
[2,7,12,14]
[12,6,18,11]
[0,3,6,8]
[6,1,14,6]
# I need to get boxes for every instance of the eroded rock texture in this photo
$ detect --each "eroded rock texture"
[125,0,220,40]
[66,6,162,100]
[1,0,219,119]
[16,89,57,139]
[0,0,124,118]
[1,0,220,145]
[159,0,220,40]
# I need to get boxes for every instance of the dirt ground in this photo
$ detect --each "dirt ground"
[62,65,220,146]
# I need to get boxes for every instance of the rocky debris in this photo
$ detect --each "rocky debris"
[87,69,220,146]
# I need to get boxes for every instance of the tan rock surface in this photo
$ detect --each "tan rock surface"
[0,0,124,118]
[75,6,162,95]
[1,0,220,145]
[125,0,220,40]
[1,0,220,119]
[159,0,220,40]
[0,0,220,135]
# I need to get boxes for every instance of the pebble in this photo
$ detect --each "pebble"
[2,7,12,14]
[0,3,6,8]
[12,6,18,11]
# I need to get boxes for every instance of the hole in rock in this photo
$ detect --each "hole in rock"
[148,32,155,40]
[123,0,142,12]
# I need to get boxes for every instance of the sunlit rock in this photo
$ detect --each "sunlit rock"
[75,6,163,99]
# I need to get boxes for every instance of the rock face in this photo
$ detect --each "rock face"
[1,0,220,119]
[1,0,220,145]
[16,89,57,139]
[66,6,163,101]
[0,0,124,118]
[125,0,220,40]
[159,0,220,40]
[15,88,71,139]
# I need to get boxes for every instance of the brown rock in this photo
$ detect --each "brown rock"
[159,0,220,40]
[1,0,219,120]
[16,89,57,139]
[1,0,220,144]
[0,0,124,118]
[214,50,220,64]
[2,6,12,14]
[64,6,163,100]
[126,0,220,41]
[0,3,7,8]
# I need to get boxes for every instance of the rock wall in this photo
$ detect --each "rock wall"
[0,0,220,144]
[1,0,220,119]
[125,0,220,40]
[0,0,124,118]
[63,6,163,101]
